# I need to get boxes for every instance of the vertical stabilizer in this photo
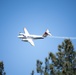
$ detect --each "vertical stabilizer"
[43,29,52,37]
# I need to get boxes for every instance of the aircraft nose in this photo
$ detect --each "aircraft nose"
[18,36,20,38]
[18,35,24,38]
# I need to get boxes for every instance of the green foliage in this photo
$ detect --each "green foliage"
[31,70,34,75]
[0,61,6,75]
[34,39,76,75]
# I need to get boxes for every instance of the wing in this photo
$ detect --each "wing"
[28,39,35,46]
[22,39,35,46]
[24,28,29,36]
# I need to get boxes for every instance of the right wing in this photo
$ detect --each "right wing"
[24,28,29,36]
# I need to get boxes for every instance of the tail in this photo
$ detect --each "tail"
[43,29,52,37]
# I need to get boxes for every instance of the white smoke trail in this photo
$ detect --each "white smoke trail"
[49,36,76,39]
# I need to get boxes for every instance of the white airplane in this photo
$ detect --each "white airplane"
[18,28,52,46]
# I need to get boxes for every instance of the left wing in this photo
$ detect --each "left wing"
[22,39,35,46]
[28,39,35,46]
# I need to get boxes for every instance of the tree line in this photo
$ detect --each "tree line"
[0,61,6,75]
[31,39,76,75]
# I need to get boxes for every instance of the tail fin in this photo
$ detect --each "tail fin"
[43,29,52,37]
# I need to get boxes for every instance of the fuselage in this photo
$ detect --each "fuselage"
[18,34,44,40]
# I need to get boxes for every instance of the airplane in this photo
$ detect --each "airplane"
[18,28,52,46]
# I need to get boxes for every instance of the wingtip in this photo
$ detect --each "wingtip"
[32,44,35,46]
[23,27,26,30]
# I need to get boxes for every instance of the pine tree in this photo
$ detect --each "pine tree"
[31,70,34,75]
[35,39,76,75]
[0,61,6,75]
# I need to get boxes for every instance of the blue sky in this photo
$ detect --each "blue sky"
[0,0,76,75]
